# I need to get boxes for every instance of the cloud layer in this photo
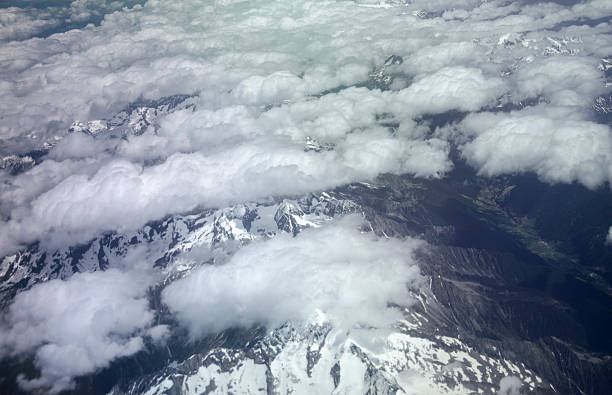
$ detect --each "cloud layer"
[0,86,455,255]
[0,0,610,255]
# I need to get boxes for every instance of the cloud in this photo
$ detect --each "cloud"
[0,132,448,254]
[512,56,605,107]
[498,375,522,395]
[7,0,601,155]
[394,66,506,116]
[0,259,159,393]
[400,42,488,74]
[0,157,95,218]
[162,215,425,338]
[1,85,454,255]
[571,0,612,20]
[398,0,482,14]
[0,0,611,393]
[67,0,131,23]
[1,0,609,257]
[0,0,392,152]
[0,1,139,44]
[607,226,612,245]
[460,105,612,189]
[232,71,308,106]
[0,7,60,42]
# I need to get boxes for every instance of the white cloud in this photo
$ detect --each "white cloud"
[394,66,506,116]
[0,1,138,44]
[67,0,126,23]
[513,56,605,107]
[0,157,95,217]
[0,130,449,254]
[498,375,522,395]
[607,226,612,245]
[0,7,60,42]
[400,0,482,14]
[163,215,425,338]
[0,0,608,253]
[7,0,599,153]
[1,84,454,255]
[0,0,392,148]
[571,0,612,20]
[0,0,611,392]
[400,42,488,74]
[0,261,158,393]
[460,105,612,189]
[232,71,307,106]
[0,0,609,257]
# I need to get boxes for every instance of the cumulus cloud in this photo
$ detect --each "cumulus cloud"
[67,0,133,23]
[0,1,138,43]
[460,105,612,189]
[163,215,424,338]
[0,7,60,42]
[394,66,506,116]
[6,0,596,154]
[512,56,605,106]
[399,42,489,75]
[571,0,612,20]
[0,260,159,393]
[1,84,456,255]
[0,0,391,149]
[0,132,449,254]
